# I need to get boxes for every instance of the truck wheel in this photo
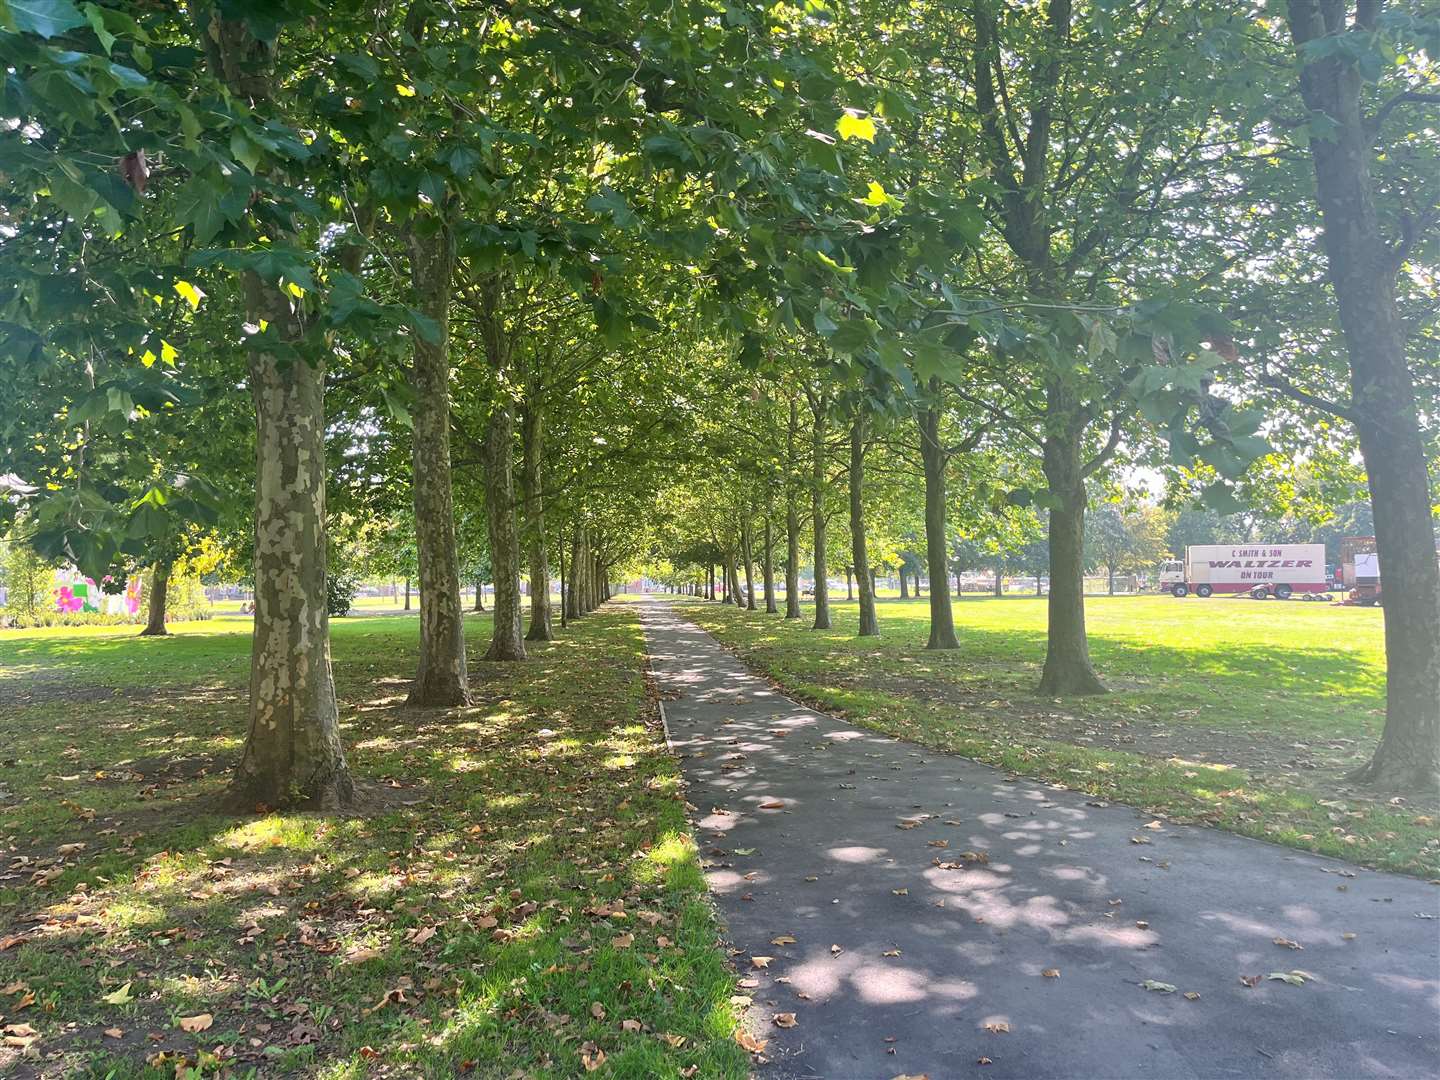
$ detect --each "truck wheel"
[1251,585,1269,600]
[1275,584,1293,600]
[1171,584,1188,598]
[1196,584,1213,598]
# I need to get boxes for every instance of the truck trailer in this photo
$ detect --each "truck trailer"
[1161,543,1328,600]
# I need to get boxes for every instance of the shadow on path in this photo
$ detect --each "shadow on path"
[638,600,1440,1080]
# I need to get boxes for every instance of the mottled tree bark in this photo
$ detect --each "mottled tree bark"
[140,559,170,637]
[231,325,353,808]
[919,392,959,649]
[520,400,553,641]
[405,217,469,706]
[849,415,879,637]
[473,575,485,612]
[1287,0,1440,789]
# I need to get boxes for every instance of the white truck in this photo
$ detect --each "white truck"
[1160,543,1328,600]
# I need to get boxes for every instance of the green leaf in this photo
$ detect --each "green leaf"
[1141,980,1177,994]
[174,179,230,244]
[3,0,86,38]
[1200,482,1245,516]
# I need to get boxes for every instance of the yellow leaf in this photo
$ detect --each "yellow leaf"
[140,349,157,368]
[178,1013,213,1033]
[174,280,203,310]
[286,281,305,299]
[396,83,417,97]
[837,112,877,142]
[862,181,889,206]
[101,981,134,1005]
[161,340,179,366]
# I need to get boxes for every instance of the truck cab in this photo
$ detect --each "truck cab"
[1157,559,1184,593]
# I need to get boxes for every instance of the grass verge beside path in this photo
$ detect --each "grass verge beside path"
[675,594,1439,878]
[0,606,745,1079]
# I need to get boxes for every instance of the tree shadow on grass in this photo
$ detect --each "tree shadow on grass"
[0,607,743,1079]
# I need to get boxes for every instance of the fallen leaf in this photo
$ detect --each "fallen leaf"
[773,1012,797,1028]
[892,888,908,896]
[1342,932,1356,941]
[977,1058,993,1066]
[751,956,773,969]
[407,926,437,946]
[830,944,843,956]
[579,1042,606,1071]
[344,946,383,964]
[612,933,634,948]
[735,1030,768,1053]
[1041,968,1060,979]
[103,1028,124,1039]
[984,1021,1010,1034]
[759,801,785,810]
[771,935,796,946]
[882,948,902,957]
[1272,937,1304,950]
[1267,970,1312,986]
[620,1018,642,1033]
[1141,980,1176,993]
[1183,992,1200,1001]
[1239,974,1261,988]
[102,982,134,1005]
[178,1013,213,1033]
[591,1002,607,1021]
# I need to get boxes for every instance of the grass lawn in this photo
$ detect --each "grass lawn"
[675,593,1440,878]
[0,607,746,1078]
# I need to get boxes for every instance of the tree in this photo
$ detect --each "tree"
[1277,1,1439,789]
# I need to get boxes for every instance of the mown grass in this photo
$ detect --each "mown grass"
[0,607,746,1079]
[674,593,1439,878]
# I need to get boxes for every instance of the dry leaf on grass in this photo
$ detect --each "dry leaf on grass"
[178,1014,213,1033]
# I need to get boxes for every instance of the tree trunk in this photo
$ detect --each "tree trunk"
[566,529,583,620]
[208,10,353,809]
[785,401,804,619]
[481,405,526,661]
[557,533,568,629]
[1286,1,1439,789]
[1108,562,1116,596]
[404,577,411,610]
[520,400,553,642]
[899,567,908,599]
[763,512,778,614]
[474,575,485,612]
[995,563,1004,598]
[230,310,353,809]
[850,415,879,637]
[846,567,853,601]
[405,217,469,706]
[1038,412,1105,695]
[741,516,756,610]
[809,396,831,630]
[140,560,170,637]
[919,394,959,649]
[706,563,715,601]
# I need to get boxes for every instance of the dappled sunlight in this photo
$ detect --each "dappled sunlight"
[644,598,1439,1080]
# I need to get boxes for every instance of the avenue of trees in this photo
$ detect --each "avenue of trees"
[0,0,1435,799]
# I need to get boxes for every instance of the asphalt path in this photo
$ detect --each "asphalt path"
[638,598,1440,1080]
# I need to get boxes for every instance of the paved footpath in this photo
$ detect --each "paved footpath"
[637,599,1440,1080]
